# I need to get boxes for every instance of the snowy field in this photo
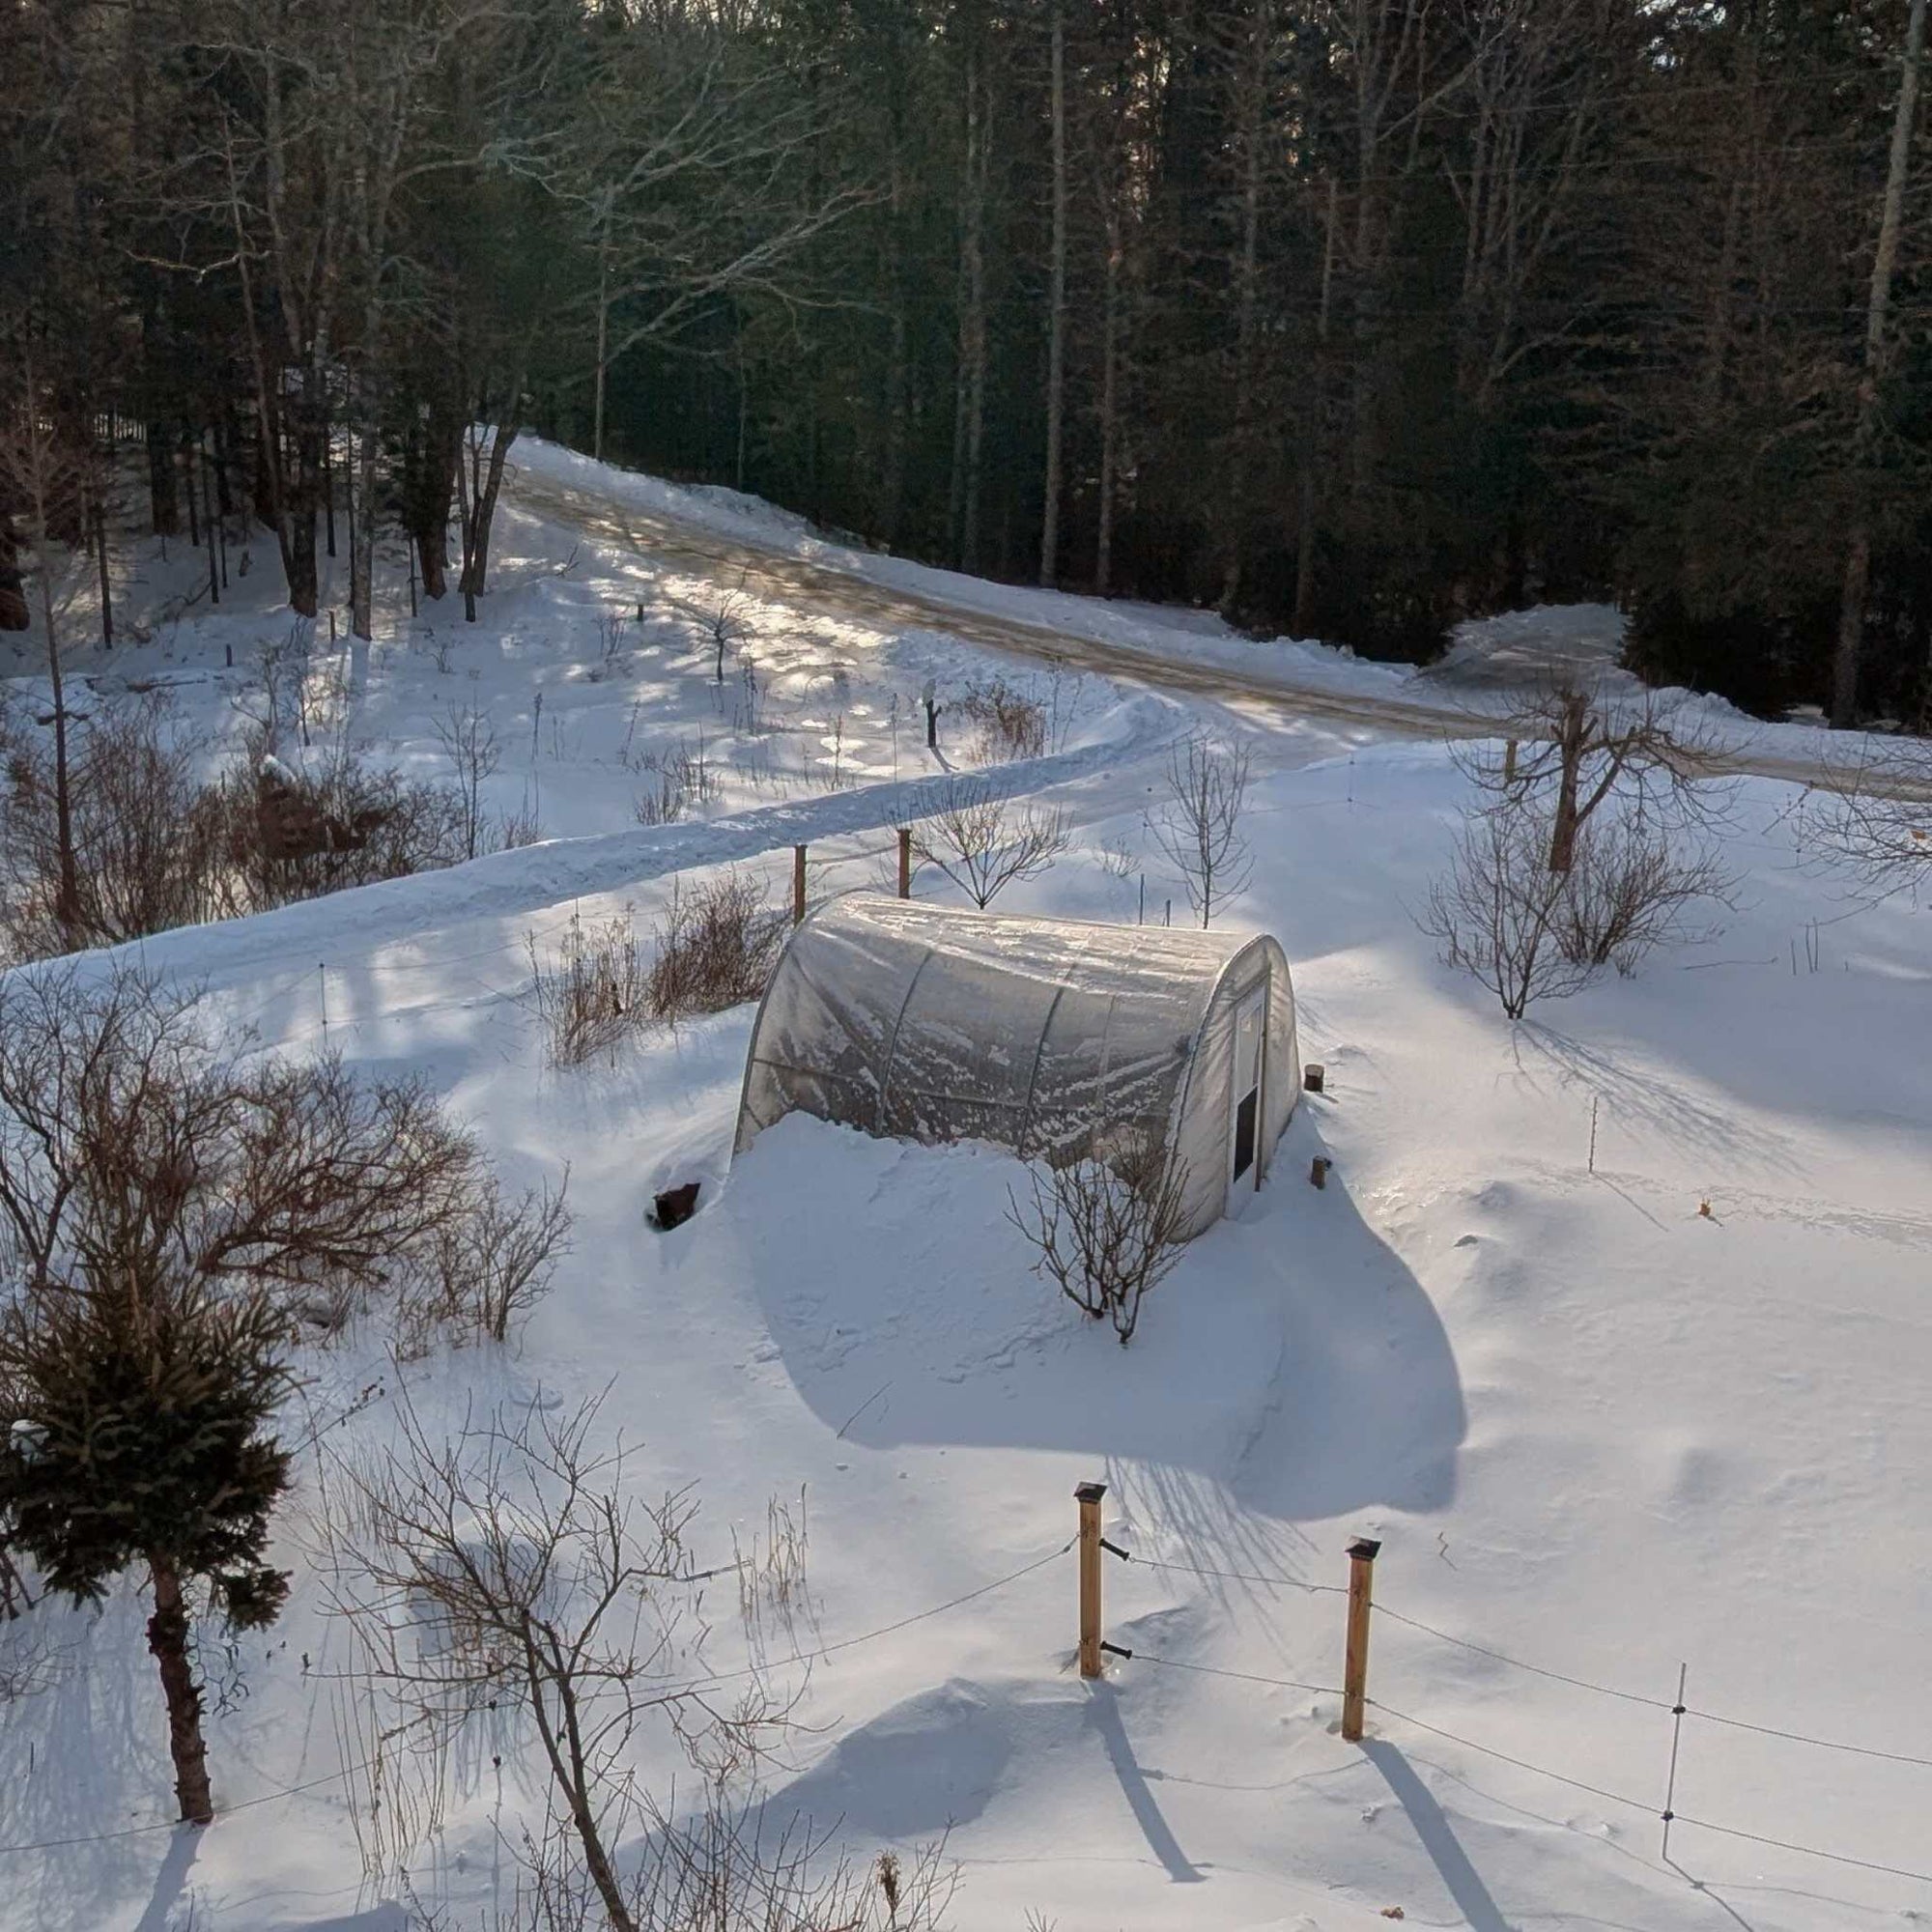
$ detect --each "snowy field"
[3,447,1930,1932]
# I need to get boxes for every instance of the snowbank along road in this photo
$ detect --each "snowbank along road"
[509,464,1932,800]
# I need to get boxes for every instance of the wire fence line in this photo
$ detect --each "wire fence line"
[0,1541,1070,1861]
[6,1526,1931,1898]
[1102,1534,1932,1894]
[1115,1546,1932,1775]
[1364,1598,1932,1772]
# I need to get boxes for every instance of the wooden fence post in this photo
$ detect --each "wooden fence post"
[896,827,912,898]
[1076,1481,1107,1678]
[792,844,807,925]
[1341,1537,1380,1741]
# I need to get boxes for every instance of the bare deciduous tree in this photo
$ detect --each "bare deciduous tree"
[911,784,1068,909]
[1550,814,1733,975]
[1467,679,1732,875]
[327,1388,791,1932]
[1007,1131,1190,1345]
[1809,740,1932,898]
[1152,738,1252,928]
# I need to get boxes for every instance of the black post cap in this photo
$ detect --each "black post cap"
[1074,1481,1108,1504]
[1347,1537,1382,1561]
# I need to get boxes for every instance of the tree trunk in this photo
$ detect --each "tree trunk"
[1039,0,1067,587]
[323,419,336,560]
[1546,693,1588,874]
[146,422,180,537]
[1220,3,1269,615]
[1095,217,1121,597]
[1294,177,1340,639]
[880,147,910,552]
[527,1677,636,1932]
[592,222,611,464]
[952,44,990,572]
[182,424,201,551]
[274,368,324,621]
[146,1553,214,1826]
[458,411,521,621]
[93,489,113,646]
[35,530,80,937]
[351,384,378,642]
[402,403,459,602]
[1831,0,1925,727]
[0,514,26,632]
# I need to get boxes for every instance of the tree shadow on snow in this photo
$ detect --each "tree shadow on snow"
[739,1114,1464,1542]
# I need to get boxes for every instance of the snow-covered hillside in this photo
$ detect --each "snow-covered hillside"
[3,448,1929,1932]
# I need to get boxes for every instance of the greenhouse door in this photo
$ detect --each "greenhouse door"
[1226,984,1266,1215]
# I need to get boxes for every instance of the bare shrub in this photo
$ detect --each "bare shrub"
[232,626,320,756]
[1550,816,1733,976]
[0,697,482,958]
[1419,801,1593,1019]
[497,802,546,850]
[395,1172,574,1350]
[911,783,1069,908]
[1006,1131,1190,1344]
[525,910,651,1068]
[477,1795,956,1932]
[215,744,470,911]
[631,735,719,826]
[646,873,786,1021]
[435,697,500,862]
[957,679,1047,763]
[597,609,629,667]
[733,1487,812,1663]
[0,699,229,957]
[1152,737,1252,927]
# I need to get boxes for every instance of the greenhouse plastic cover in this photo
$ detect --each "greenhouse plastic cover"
[735,895,1296,1236]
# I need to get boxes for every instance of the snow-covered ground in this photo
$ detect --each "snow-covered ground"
[4,447,1931,1932]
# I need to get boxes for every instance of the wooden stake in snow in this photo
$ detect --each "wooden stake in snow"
[897,826,912,899]
[793,844,807,925]
[1341,1537,1380,1742]
[1076,1480,1106,1679]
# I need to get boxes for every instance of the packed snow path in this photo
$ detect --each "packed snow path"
[509,455,1932,799]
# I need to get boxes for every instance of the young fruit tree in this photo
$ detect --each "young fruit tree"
[0,966,479,1822]
[1152,737,1253,928]
[911,783,1069,908]
[1467,679,1731,875]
